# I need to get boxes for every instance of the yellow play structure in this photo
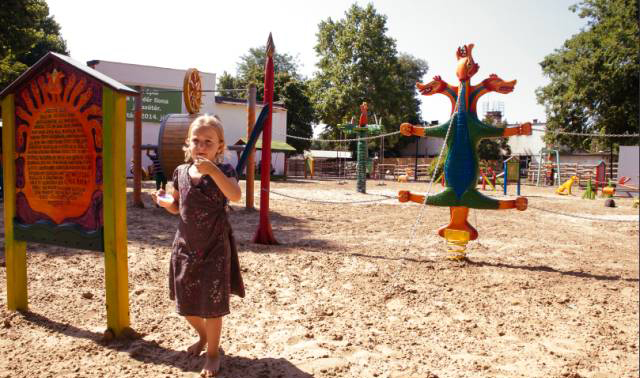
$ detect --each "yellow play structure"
[556,176,578,195]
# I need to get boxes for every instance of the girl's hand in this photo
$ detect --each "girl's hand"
[150,189,162,205]
[152,189,174,208]
[193,157,218,176]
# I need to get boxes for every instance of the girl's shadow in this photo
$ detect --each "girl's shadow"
[20,311,313,377]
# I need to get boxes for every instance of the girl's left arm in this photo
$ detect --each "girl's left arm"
[195,160,241,202]
[209,167,242,202]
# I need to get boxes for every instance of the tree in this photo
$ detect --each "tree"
[217,47,315,154]
[216,71,240,98]
[0,0,68,91]
[236,47,301,83]
[536,0,639,152]
[310,3,428,155]
[279,77,314,153]
[477,114,511,161]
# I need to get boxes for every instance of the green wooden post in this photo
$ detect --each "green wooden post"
[102,87,131,337]
[2,94,28,311]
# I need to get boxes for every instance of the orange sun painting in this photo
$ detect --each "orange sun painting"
[14,63,103,230]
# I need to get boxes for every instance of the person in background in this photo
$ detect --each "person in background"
[147,148,166,191]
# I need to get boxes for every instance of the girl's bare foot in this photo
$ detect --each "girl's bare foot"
[187,338,206,356]
[200,353,221,377]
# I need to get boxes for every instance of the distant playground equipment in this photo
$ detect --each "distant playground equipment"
[556,175,578,195]
[0,53,135,337]
[616,176,640,197]
[337,102,382,193]
[582,178,597,200]
[578,160,615,197]
[501,156,521,196]
[397,167,414,182]
[600,180,616,198]
[593,160,608,193]
[536,148,561,186]
[397,43,532,260]
[480,163,496,191]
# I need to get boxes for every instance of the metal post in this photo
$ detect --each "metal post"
[414,136,419,181]
[503,160,508,195]
[517,163,521,196]
[536,149,542,186]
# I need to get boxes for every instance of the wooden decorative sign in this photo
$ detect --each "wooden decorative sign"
[14,63,104,249]
[1,52,137,338]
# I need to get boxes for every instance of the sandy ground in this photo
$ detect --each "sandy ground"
[0,179,638,378]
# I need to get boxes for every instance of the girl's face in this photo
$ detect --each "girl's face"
[189,125,223,162]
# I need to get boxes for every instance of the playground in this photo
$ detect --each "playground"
[0,179,638,378]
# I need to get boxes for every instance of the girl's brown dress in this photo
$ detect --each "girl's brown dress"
[169,163,245,317]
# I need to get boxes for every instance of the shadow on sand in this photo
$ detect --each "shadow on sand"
[20,311,313,378]
[464,258,639,283]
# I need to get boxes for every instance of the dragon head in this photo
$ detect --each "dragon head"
[481,74,516,94]
[416,76,446,96]
[455,44,479,81]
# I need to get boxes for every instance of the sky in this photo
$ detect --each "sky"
[46,0,587,127]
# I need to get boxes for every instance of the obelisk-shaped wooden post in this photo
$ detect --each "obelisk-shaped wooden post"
[253,33,278,244]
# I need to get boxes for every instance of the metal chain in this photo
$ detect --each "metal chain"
[531,127,639,138]
[264,188,397,204]
[404,120,455,248]
[288,127,637,143]
[140,88,248,93]
[528,204,639,222]
[286,131,401,143]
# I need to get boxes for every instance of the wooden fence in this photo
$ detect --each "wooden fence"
[287,158,620,187]
[287,159,436,181]
[526,162,618,187]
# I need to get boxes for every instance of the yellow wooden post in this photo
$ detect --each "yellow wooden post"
[102,88,130,336]
[2,94,28,311]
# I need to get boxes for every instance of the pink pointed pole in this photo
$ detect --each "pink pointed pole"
[253,33,279,244]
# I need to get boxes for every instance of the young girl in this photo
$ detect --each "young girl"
[152,114,245,377]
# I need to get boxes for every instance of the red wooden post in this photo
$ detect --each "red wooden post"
[253,33,278,244]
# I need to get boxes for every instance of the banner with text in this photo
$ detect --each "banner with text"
[126,87,182,123]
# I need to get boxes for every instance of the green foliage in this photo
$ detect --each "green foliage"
[477,115,511,161]
[536,0,639,151]
[216,47,315,154]
[310,3,428,155]
[237,47,301,83]
[280,78,314,153]
[0,0,68,91]
[216,71,241,97]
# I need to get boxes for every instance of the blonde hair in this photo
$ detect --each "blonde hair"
[183,114,226,163]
